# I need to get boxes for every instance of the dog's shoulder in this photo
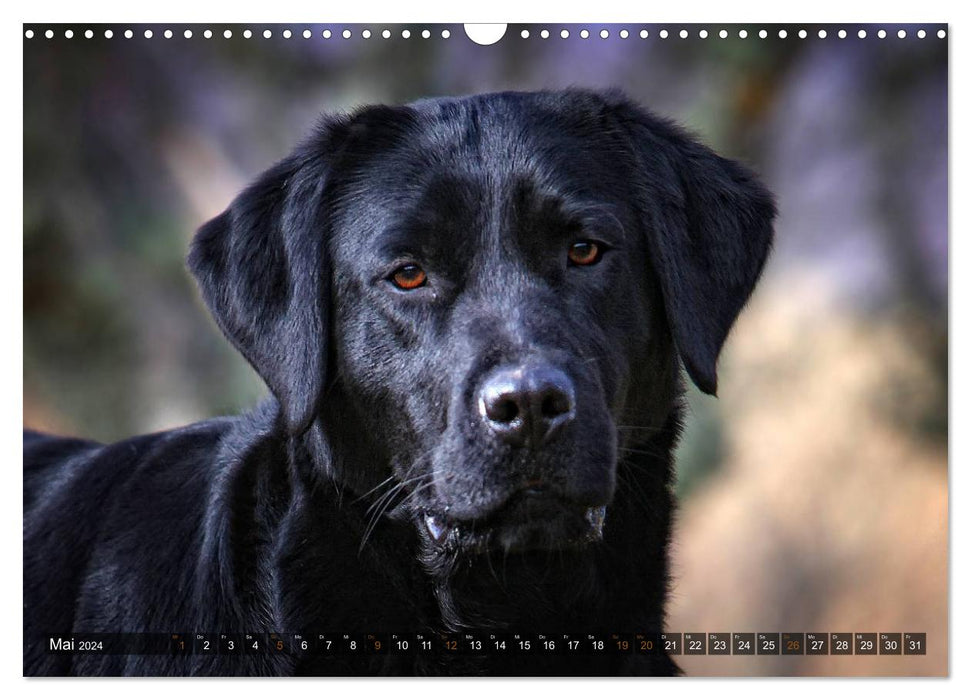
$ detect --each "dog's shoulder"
[23,405,295,661]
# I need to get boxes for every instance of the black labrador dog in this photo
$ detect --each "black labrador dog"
[23,89,774,676]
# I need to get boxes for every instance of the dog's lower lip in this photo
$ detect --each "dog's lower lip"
[423,505,607,547]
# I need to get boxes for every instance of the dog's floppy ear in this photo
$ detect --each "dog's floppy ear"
[188,136,334,435]
[608,93,776,395]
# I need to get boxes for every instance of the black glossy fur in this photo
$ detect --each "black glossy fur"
[23,89,775,676]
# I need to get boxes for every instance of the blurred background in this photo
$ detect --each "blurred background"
[23,24,947,675]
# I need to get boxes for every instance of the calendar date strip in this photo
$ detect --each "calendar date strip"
[45,632,927,656]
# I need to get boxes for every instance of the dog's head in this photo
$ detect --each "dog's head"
[189,89,774,556]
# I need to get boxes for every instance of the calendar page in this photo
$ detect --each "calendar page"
[22,22,948,677]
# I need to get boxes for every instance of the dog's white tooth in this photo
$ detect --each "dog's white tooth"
[424,514,448,542]
[585,505,607,538]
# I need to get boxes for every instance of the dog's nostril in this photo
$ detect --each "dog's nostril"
[541,391,571,418]
[487,396,520,424]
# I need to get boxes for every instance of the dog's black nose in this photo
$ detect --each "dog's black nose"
[478,365,576,447]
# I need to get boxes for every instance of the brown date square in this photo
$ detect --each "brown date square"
[782,632,805,655]
[683,632,706,655]
[855,633,877,655]
[904,633,926,655]
[660,633,682,655]
[806,633,828,655]
[757,633,780,655]
[879,633,902,655]
[830,633,853,655]
[708,633,731,655]
[732,633,755,655]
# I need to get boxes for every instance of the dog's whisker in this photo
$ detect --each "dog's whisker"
[358,478,437,553]
[350,475,398,505]
[617,445,667,458]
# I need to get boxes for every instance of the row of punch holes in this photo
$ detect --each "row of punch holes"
[24,26,948,42]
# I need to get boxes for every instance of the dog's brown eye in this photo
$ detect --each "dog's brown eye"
[390,264,428,290]
[568,241,603,266]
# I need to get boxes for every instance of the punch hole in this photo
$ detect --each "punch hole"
[817,29,826,39]
[224,30,232,39]
[779,29,788,38]
[105,30,113,38]
[65,29,74,38]
[204,30,212,39]
[918,29,926,38]
[124,30,133,38]
[619,29,629,38]
[937,29,946,38]
[561,29,570,39]
[323,29,332,39]
[464,24,506,45]
[540,29,549,39]
[342,29,351,39]
[142,30,151,39]
[858,29,867,38]
[659,29,668,39]
[441,29,450,39]
[878,29,887,39]
[798,29,807,39]
[759,29,767,38]
[898,30,906,39]
[243,30,251,39]
[402,29,411,39]
[639,29,648,39]
[25,29,34,39]
[580,29,589,39]
[422,30,430,39]
[838,29,847,39]
[85,30,94,39]
[739,29,748,38]
[679,29,688,39]
[303,30,311,39]
[382,29,390,39]
[700,30,709,39]
[363,30,372,39]
[283,29,292,39]
[522,29,530,39]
